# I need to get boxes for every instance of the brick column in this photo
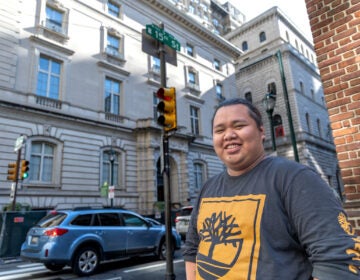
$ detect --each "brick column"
[305,0,360,234]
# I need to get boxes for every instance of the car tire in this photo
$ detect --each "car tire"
[45,263,65,271]
[72,246,100,276]
[158,238,174,260]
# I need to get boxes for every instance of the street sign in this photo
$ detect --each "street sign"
[142,30,177,66]
[146,24,180,51]
[14,135,25,152]
[108,185,115,199]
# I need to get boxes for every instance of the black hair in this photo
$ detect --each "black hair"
[211,98,263,130]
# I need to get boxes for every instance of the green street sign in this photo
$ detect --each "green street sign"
[146,24,180,51]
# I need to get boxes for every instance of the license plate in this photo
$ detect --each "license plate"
[30,236,39,245]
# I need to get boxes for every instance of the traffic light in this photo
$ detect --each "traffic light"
[156,87,177,132]
[20,160,30,179]
[7,162,18,182]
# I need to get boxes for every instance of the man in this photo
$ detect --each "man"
[183,98,360,279]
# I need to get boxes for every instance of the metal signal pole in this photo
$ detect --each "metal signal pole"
[159,22,175,280]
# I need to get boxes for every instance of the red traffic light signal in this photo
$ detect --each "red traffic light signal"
[7,162,18,182]
[20,160,30,179]
[156,87,177,132]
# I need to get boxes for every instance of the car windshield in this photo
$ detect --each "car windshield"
[37,212,67,228]
[180,208,193,216]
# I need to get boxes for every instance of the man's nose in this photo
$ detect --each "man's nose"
[224,129,236,140]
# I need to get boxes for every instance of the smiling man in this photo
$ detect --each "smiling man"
[183,98,360,280]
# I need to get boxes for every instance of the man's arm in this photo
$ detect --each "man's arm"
[185,261,196,280]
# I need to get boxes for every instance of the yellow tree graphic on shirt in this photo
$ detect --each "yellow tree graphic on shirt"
[199,211,242,259]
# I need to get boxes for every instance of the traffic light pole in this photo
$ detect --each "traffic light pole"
[159,22,175,280]
[11,148,21,211]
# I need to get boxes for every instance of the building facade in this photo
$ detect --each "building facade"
[0,0,341,216]
[225,7,342,195]
[0,0,241,213]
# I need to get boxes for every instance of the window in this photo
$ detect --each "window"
[306,113,311,133]
[153,94,158,120]
[37,55,61,99]
[245,92,252,103]
[99,213,122,226]
[300,81,305,94]
[267,82,277,95]
[259,31,266,42]
[46,5,63,33]
[188,71,196,84]
[104,77,121,114]
[216,83,223,100]
[186,43,194,57]
[30,142,55,182]
[194,162,204,189]
[102,150,119,187]
[189,5,195,14]
[123,213,146,227]
[107,0,120,17]
[190,105,200,135]
[106,34,120,57]
[317,119,322,138]
[242,41,248,51]
[151,56,160,73]
[213,59,221,71]
[311,89,315,100]
[71,214,93,226]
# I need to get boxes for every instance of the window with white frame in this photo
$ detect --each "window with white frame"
[194,162,205,190]
[36,55,61,99]
[29,142,55,182]
[259,31,266,42]
[107,0,120,18]
[216,82,223,100]
[102,150,120,188]
[106,33,120,57]
[242,41,248,51]
[151,56,160,73]
[45,5,64,33]
[214,59,221,71]
[104,77,121,115]
[190,105,200,135]
[186,43,194,57]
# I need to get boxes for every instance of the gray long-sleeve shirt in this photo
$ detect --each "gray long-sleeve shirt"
[183,156,360,279]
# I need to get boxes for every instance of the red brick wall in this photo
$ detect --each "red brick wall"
[305,0,360,234]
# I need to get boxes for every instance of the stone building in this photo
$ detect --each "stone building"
[225,7,342,195]
[0,0,241,213]
[0,0,342,217]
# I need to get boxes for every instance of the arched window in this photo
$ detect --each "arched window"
[300,81,305,94]
[242,41,248,51]
[245,92,252,103]
[306,113,311,133]
[259,31,266,42]
[101,148,124,189]
[317,119,322,138]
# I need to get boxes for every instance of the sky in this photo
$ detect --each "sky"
[220,0,313,41]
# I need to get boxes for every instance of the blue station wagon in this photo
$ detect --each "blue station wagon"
[20,208,181,276]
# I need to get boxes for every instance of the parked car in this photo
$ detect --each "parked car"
[20,208,181,276]
[175,206,193,240]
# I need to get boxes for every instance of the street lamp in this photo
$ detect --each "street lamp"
[262,93,277,151]
[109,148,115,208]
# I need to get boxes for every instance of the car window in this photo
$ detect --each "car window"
[37,212,67,227]
[98,212,122,226]
[180,208,193,216]
[123,213,147,227]
[71,214,93,226]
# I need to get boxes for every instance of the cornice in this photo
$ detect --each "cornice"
[141,0,242,58]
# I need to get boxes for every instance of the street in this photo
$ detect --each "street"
[0,250,186,280]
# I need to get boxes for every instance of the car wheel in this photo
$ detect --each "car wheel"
[72,246,100,276]
[158,238,174,260]
[45,263,65,271]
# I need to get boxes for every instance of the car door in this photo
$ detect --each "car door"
[97,212,126,255]
[122,213,159,254]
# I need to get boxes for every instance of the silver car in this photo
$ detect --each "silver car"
[175,206,193,240]
[20,208,181,276]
